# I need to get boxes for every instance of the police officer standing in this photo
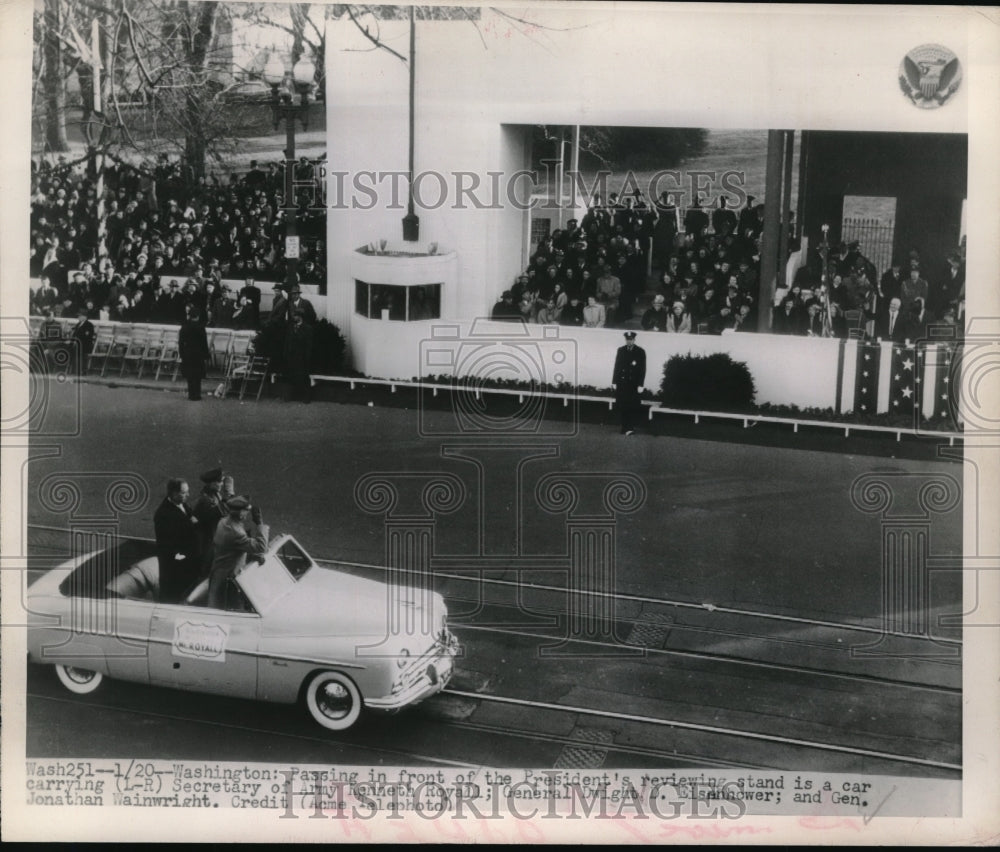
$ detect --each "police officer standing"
[612,331,647,435]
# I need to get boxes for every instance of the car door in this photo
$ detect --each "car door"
[148,602,261,699]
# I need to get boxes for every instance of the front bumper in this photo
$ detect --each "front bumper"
[364,632,459,711]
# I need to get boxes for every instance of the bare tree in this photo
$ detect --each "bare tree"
[41,0,70,152]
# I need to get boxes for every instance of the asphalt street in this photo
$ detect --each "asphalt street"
[25,379,963,628]
[20,379,963,773]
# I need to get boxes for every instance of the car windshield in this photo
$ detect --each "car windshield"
[234,535,314,613]
[274,538,312,580]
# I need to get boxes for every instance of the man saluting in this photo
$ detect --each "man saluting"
[612,331,647,436]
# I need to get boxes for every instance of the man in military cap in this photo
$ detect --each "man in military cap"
[612,331,647,435]
[208,496,269,610]
[193,467,235,576]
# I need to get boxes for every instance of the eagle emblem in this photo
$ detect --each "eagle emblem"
[899,44,961,108]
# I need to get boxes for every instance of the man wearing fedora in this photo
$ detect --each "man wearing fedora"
[612,331,647,436]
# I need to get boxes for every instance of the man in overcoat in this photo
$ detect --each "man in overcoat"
[153,478,200,603]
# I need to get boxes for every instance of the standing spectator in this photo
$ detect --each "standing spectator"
[153,478,201,603]
[69,307,95,370]
[900,266,929,309]
[179,308,210,401]
[872,297,907,343]
[880,260,905,301]
[282,284,317,326]
[232,293,259,330]
[284,309,315,404]
[612,331,646,436]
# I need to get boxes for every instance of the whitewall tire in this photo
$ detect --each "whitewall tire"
[55,664,104,695]
[304,671,363,731]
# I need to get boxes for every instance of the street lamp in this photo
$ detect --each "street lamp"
[263,52,316,294]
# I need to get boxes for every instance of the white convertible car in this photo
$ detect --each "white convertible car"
[27,535,459,730]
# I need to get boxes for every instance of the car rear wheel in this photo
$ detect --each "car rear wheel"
[304,671,362,731]
[55,664,104,695]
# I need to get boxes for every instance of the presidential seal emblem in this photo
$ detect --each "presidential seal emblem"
[899,44,961,108]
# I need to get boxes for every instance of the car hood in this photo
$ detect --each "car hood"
[259,565,446,642]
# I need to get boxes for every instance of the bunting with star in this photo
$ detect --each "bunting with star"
[850,341,885,415]
[887,344,918,417]
[921,342,960,425]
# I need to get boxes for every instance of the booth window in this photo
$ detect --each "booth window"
[355,281,441,321]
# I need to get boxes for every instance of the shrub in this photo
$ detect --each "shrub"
[253,318,347,375]
[660,353,756,411]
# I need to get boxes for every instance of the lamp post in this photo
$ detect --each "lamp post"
[263,52,316,293]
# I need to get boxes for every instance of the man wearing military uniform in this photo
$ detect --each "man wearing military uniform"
[193,467,235,576]
[208,496,269,610]
[612,331,647,435]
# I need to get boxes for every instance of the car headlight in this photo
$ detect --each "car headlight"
[396,648,410,668]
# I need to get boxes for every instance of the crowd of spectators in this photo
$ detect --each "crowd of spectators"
[29,154,327,328]
[493,193,766,334]
[775,244,966,342]
[492,190,965,343]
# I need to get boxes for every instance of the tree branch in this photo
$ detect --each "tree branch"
[345,5,406,63]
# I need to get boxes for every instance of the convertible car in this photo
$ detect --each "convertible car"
[27,534,459,731]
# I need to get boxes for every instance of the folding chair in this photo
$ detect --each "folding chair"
[120,326,154,377]
[87,325,116,374]
[226,334,253,376]
[844,309,863,331]
[138,327,165,379]
[208,328,233,372]
[232,355,270,401]
[697,322,710,334]
[847,328,865,340]
[155,327,181,381]
[101,325,132,377]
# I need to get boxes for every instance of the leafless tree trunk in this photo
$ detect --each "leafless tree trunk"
[42,0,70,152]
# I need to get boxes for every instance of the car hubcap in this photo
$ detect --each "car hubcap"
[65,667,96,684]
[318,681,352,719]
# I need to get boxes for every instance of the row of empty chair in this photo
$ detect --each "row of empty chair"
[28,316,258,381]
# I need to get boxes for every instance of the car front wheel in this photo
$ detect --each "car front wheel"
[55,664,104,695]
[304,671,362,731]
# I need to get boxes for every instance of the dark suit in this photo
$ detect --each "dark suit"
[178,319,209,400]
[153,498,200,603]
[613,343,647,433]
[872,307,908,343]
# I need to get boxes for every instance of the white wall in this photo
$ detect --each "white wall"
[324,5,971,386]
[351,320,843,410]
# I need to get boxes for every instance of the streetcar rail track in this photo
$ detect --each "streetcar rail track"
[25,523,962,645]
[443,689,961,773]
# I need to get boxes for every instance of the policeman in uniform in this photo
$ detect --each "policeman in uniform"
[612,331,647,435]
